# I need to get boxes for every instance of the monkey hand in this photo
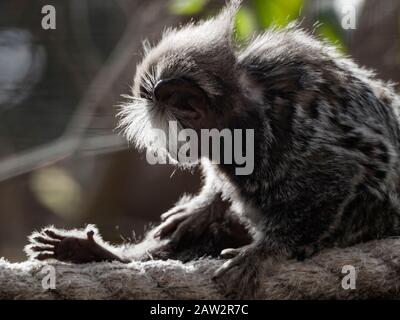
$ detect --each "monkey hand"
[155,195,229,240]
[154,204,201,239]
[25,227,128,264]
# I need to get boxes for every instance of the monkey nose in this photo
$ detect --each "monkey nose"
[153,78,179,102]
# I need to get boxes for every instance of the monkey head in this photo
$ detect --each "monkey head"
[119,1,243,164]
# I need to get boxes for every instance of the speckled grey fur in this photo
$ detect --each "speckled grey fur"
[26,0,400,299]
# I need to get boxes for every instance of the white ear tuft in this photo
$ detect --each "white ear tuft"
[210,0,242,41]
[230,0,243,12]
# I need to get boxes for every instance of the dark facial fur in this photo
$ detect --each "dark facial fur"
[118,1,249,154]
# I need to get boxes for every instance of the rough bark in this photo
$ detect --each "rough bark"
[1,238,400,299]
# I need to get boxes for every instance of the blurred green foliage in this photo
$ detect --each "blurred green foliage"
[169,0,345,51]
[251,0,302,29]
[169,0,207,15]
[314,8,346,52]
[318,21,345,51]
[235,6,257,41]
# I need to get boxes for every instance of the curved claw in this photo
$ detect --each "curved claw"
[220,248,241,259]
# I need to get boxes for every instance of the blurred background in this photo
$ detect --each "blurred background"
[0,0,399,261]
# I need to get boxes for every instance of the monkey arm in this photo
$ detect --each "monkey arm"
[25,201,252,265]
[24,175,225,264]
[155,161,226,239]
[23,165,248,265]
[155,191,225,239]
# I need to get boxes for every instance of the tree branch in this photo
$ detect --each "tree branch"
[1,238,400,299]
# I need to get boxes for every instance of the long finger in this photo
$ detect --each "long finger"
[160,207,183,221]
[30,245,54,252]
[32,236,59,246]
[36,252,56,261]
[44,229,65,240]
[155,217,187,239]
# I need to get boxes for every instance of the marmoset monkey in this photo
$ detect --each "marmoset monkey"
[26,0,400,298]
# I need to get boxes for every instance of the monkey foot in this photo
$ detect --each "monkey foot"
[213,244,262,299]
[25,227,127,264]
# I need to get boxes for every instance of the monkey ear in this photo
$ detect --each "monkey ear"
[214,0,242,39]
[153,78,208,118]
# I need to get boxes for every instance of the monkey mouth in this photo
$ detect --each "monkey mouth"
[154,100,204,131]
[153,78,207,123]
[169,102,204,121]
